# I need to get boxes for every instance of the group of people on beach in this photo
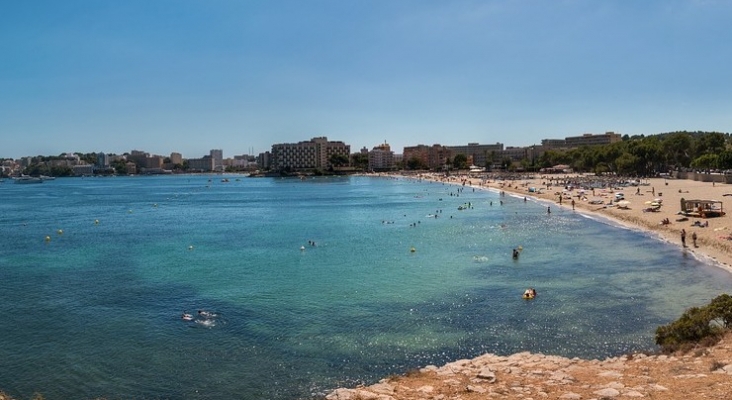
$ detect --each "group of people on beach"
[681,229,699,248]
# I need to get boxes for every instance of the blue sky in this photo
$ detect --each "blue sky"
[1,0,730,159]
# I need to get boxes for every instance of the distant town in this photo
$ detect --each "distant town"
[1,130,726,178]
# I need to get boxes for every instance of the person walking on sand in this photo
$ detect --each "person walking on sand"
[692,231,698,248]
[681,229,687,248]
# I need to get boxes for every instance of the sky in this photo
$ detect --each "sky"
[1,0,731,160]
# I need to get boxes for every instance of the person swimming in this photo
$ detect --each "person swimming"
[198,310,216,318]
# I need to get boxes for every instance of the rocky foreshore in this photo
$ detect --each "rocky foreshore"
[326,333,732,400]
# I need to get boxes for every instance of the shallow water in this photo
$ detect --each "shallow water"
[0,175,730,399]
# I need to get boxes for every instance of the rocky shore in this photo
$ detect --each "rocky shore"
[327,333,732,400]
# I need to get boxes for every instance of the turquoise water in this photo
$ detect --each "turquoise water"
[1,175,730,399]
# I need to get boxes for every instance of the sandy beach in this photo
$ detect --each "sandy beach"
[417,172,732,274]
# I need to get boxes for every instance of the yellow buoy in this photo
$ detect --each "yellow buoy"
[94,219,99,225]
[57,229,63,235]
[128,209,133,214]
[44,235,51,242]
[188,245,194,250]
[410,247,416,253]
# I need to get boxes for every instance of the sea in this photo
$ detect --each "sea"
[1,175,731,399]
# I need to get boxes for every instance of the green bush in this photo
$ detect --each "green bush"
[655,294,731,353]
[707,294,732,328]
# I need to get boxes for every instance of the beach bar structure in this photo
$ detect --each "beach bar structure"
[679,198,725,218]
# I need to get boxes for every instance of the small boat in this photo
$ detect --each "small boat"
[13,176,43,184]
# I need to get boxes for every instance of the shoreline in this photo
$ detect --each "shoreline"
[410,172,732,275]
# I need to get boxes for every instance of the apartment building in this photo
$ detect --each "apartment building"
[271,137,350,171]
[403,144,452,170]
[446,142,504,167]
[564,132,622,147]
[187,155,215,172]
[170,152,183,165]
[210,149,223,172]
[368,143,395,171]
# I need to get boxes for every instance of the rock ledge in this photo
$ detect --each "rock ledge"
[327,334,732,400]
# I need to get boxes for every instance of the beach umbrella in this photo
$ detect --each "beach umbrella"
[617,200,631,209]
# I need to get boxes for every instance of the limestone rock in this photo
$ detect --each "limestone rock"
[649,383,669,391]
[477,368,497,383]
[598,370,623,378]
[326,332,732,400]
[549,371,575,382]
[466,384,487,393]
[593,387,620,397]
[369,382,395,395]
[416,385,433,393]
[326,389,394,400]
[442,378,461,386]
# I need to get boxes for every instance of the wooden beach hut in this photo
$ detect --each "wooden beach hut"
[679,198,725,218]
